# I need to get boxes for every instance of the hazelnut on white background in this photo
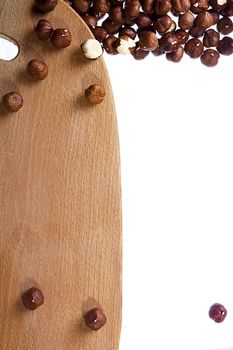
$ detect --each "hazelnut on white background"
[116,36,136,55]
[81,39,103,59]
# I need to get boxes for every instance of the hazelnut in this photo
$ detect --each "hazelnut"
[154,0,172,16]
[132,43,150,59]
[103,35,119,54]
[188,25,205,37]
[124,0,141,20]
[209,303,227,323]
[50,28,72,48]
[82,14,97,29]
[200,49,220,67]
[175,29,189,44]
[141,0,154,14]
[93,0,110,14]
[72,0,90,14]
[109,5,124,24]
[220,1,233,16]
[22,287,44,310]
[151,45,166,56]
[185,38,204,57]
[84,308,107,330]
[102,18,122,34]
[27,59,48,80]
[35,19,53,41]
[217,17,233,35]
[92,26,108,42]
[194,11,214,29]
[166,45,184,62]
[85,84,106,104]
[81,39,103,59]
[171,0,191,13]
[203,29,220,47]
[35,0,58,12]
[119,26,137,39]
[2,92,24,113]
[208,9,220,25]
[190,0,208,14]
[217,36,233,55]
[139,31,159,51]
[159,32,179,52]
[116,35,136,54]
[209,0,228,12]
[178,11,194,29]
[153,15,173,34]
[135,13,153,29]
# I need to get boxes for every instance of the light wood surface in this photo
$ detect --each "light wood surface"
[0,1,122,349]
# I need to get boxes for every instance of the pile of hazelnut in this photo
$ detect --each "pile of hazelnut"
[68,0,233,66]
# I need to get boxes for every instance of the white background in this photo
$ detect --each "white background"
[105,54,233,350]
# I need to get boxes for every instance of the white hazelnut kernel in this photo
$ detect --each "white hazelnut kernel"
[82,39,103,59]
[117,37,136,55]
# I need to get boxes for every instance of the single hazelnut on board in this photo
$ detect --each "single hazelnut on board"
[217,17,233,35]
[2,92,24,113]
[116,35,136,54]
[22,287,44,310]
[35,19,54,41]
[85,84,106,104]
[81,38,103,59]
[217,36,233,55]
[84,308,107,330]
[200,49,220,67]
[209,303,227,322]
[35,0,58,12]
[203,29,220,47]
[50,28,72,48]
[184,38,204,57]
[27,59,48,80]
[166,45,184,62]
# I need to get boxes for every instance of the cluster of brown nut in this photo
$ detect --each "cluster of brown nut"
[71,0,233,66]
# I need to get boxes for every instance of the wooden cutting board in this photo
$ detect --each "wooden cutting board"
[0,1,122,349]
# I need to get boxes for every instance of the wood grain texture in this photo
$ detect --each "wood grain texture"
[0,1,121,349]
